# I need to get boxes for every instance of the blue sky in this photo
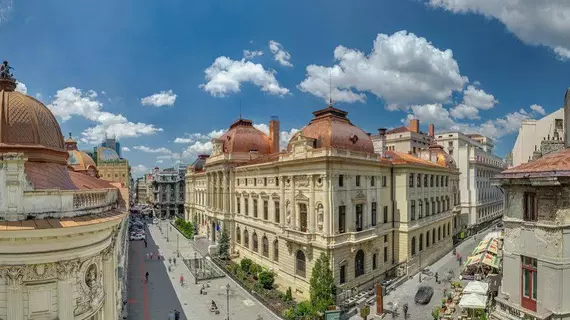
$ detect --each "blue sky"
[2,0,570,176]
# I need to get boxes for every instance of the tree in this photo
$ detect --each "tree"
[258,271,275,289]
[309,253,336,313]
[218,227,230,260]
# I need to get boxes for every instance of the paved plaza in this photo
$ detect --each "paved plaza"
[126,220,276,320]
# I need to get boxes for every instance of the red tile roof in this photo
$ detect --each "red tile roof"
[384,150,445,168]
[25,162,78,190]
[69,171,116,189]
[387,126,410,134]
[500,147,570,177]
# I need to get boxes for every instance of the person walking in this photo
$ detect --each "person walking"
[435,272,439,283]
[168,310,175,320]
[145,271,149,282]
[144,239,147,248]
[174,309,180,320]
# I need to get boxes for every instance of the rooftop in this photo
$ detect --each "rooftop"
[499,147,570,178]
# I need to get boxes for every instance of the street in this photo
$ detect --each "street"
[126,220,276,320]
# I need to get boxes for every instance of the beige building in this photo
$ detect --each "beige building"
[0,71,128,320]
[186,104,460,299]
[95,146,130,187]
[372,119,435,155]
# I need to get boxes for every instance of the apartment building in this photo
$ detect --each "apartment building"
[151,165,186,218]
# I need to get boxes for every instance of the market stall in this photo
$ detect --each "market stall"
[463,281,489,296]
[461,252,500,280]
[458,293,488,319]
[471,239,500,256]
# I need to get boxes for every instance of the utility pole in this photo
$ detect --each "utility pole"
[226,283,230,320]
[418,252,422,283]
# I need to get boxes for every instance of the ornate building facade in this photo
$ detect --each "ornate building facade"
[150,165,186,218]
[185,104,459,299]
[0,66,128,320]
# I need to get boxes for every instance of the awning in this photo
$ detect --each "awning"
[463,281,489,295]
[459,293,487,309]
[464,253,500,269]
[472,239,500,256]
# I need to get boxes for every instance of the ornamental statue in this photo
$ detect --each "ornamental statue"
[0,60,14,80]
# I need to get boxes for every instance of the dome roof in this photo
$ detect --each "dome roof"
[68,149,97,171]
[218,119,271,154]
[0,78,67,164]
[288,105,374,153]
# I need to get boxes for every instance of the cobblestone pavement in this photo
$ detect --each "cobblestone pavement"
[350,227,496,320]
[127,220,277,320]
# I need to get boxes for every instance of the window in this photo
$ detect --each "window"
[237,197,241,214]
[411,237,416,255]
[426,231,430,248]
[383,206,388,223]
[436,175,439,187]
[382,176,387,187]
[299,203,308,232]
[253,233,259,252]
[521,256,538,311]
[417,174,422,187]
[254,178,256,186]
[273,240,279,261]
[245,198,249,215]
[438,226,441,241]
[384,235,388,242]
[262,236,269,257]
[410,200,416,221]
[253,199,258,218]
[430,175,434,187]
[424,175,428,187]
[356,175,361,187]
[443,224,446,238]
[384,246,388,262]
[339,205,346,233]
[372,254,377,270]
[524,193,537,221]
[244,230,249,248]
[425,198,430,216]
[264,177,267,186]
[339,174,344,187]
[274,201,280,223]
[296,250,306,277]
[431,198,435,215]
[371,202,377,226]
[236,227,241,244]
[355,204,363,231]
[340,265,346,284]
[419,200,423,218]
[276,177,279,186]
[371,176,375,187]
[432,228,436,244]
[263,200,269,220]
[409,173,414,187]
[445,176,449,187]
[440,176,444,187]
[419,234,423,251]
[355,250,365,277]
[448,222,451,236]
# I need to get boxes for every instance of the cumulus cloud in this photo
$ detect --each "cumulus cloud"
[253,123,299,150]
[428,0,570,60]
[298,31,468,110]
[132,164,149,174]
[121,147,131,152]
[269,40,293,67]
[243,50,264,59]
[0,0,12,25]
[450,104,480,120]
[15,81,27,94]
[530,104,546,115]
[174,129,224,144]
[134,146,172,154]
[462,85,498,110]
[47,87,162,144]
[156,159,164,164]
[141,90,177,107]
[200,57,289,97]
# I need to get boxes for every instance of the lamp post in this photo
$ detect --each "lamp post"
[167,221,169,242]
[194,252,198,284]
[226,283,230,320]
[418,252,422,283]
[177,233,180,258]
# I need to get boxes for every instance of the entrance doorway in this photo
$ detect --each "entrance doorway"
[211,221,216,242]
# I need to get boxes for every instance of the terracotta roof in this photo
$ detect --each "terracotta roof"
[384,150,445,168]
[25,162,78,190]
[0,209,125,231]
[217,119,271,154]
[69,170,116,189]
[386,126,410,134]
[500,147,570,177]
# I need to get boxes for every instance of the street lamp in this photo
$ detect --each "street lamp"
[177,233,180,258]
[194,252,198,284]
[226,283,230,320]
[418,252,422,283]
[167,221,169,242]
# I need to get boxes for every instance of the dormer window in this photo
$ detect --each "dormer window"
[350,135,359,144]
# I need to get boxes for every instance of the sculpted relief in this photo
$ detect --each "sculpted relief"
[316,203,324,231]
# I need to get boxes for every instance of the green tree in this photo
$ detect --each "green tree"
[258,271,275,289]
[309,253,336,313]
[218,227,230,260]
[240,258,253,273]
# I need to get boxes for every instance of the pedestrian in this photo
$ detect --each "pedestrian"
[456,251,460,261]
[150,252,153,260]
[173,257,176,265]
[145,271,149,282]
[145,253,149,260]
[435,272,439,283]
[144,239,147,248]
[174,309,180,320]
[459,256,463,266]
[168,310,175,320]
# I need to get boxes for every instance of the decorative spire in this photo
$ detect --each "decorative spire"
[0,60,16,91]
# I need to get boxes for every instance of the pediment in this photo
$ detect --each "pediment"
[294,190,309,201]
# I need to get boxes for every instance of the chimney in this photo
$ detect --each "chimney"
[429,124,435,137]
[564,88,570,148]
[269,116,280,153]
[377,128,387,155]
[409,119,420,133]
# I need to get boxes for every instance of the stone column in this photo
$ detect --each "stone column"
[309,175,314,232]
[290,176,296,229]
[229,170,235,213]
[323,175,330,235]
[4,267,24,320]
[279,175,285,227]
[222,171,228,212]
[206,173,210,207]
[57,260,80,320]
[103,244,117,320]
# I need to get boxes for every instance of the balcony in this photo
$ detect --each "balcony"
[281,228,317,244]
[492,295,553,320]
[407,210,452,231]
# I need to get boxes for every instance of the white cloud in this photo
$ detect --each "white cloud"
[462,85,498,110]
[200,57,289,97]
[15,81,27,94]
[243,50,264,59]
[428,0,570,60]
[157,155,174,160]
[407,104,458,129]
[530,104,546,115]
[132,164,149,174]
[253,123,300,150]
[47,87,162,144]
[298,31,468,110]
[174,130,224,144]
[450,104,480,120]
[156,159,164,164]
[121,147,131,152]
[141,90,177,107]
[182,141,214,159]
[0,0,13,25]
[268,40,293,67]
[134,146,172,154]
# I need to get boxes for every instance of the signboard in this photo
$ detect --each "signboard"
[324,310,341,320]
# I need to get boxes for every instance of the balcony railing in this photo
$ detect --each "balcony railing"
[407,210,452,230]
[493,295,553,320]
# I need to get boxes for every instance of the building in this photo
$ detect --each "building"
[0,67,129,320]
[94,145,130,187]
[372,119,435,155]
[511,108,564,167]
[151,165,186,218]
[135,176,148,205]
[185,105,460,299]
[491,89,570,320]
[435,132,506,235]
[65,133,99,177]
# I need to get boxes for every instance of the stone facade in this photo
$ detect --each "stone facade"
[150,166,186,218]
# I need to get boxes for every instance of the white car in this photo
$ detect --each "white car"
[153,218,159,224]
[130,233,146,241]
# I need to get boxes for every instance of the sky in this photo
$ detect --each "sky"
[2,0,570,177]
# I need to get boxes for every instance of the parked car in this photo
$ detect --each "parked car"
[130,233,146,241]
[497,222,504,228]
[414,286,434,305]
[153,218,159,224]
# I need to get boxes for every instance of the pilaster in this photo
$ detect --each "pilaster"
[280,175,285,228]
[309,175,314,232]
[103,244,117,320]
[57,261,80,320]
[3,266,24,320]
[291,176,296,229]
[323,175,330,235]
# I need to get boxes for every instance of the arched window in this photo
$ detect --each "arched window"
[262,236,269,257]
[443,224,446,238]
[296,250,306,277]
[273,240,279,262]
[438,226,441,241]
[432,228,436,244]
[355,250,365,278]
[253,233,259,253]
[236,227,241,244]
[448,222,451,236]
[419,234,424,251]
[426,231,430,248]
[411,237,416,256]
[244,230,249,248]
